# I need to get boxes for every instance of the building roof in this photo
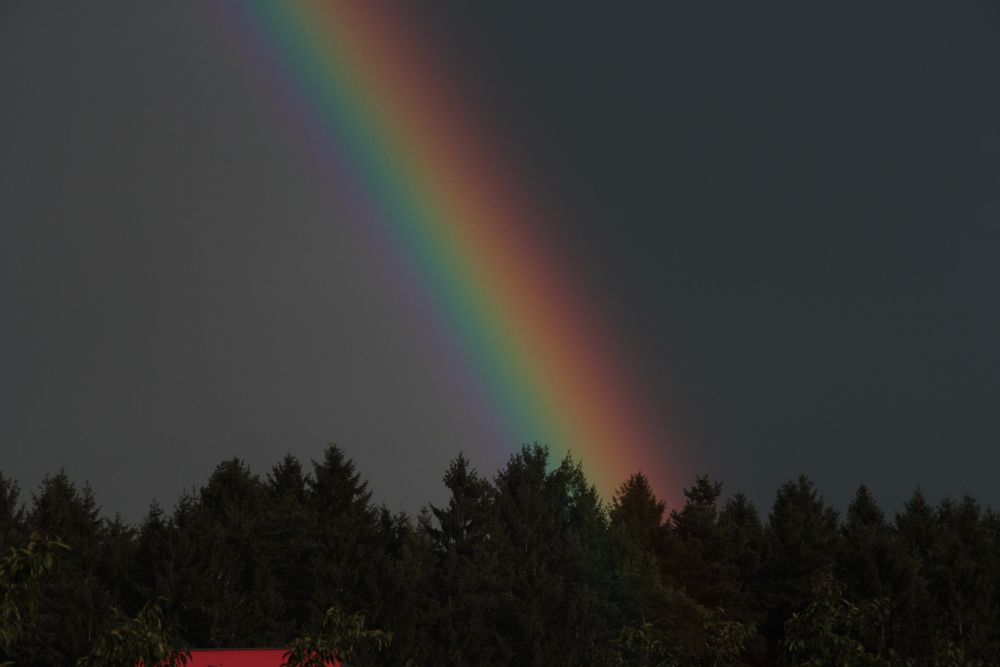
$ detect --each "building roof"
[184,649,340,667]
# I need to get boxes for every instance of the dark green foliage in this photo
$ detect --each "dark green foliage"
[927,496,998,662]
[778,567,892,667]
[170,458,283,647]
[263,455,317,639]
[2,452,1000,665]
[0,533,68,664]
[305,445,384,638]
[490,444,618,665]
[669,476,727,609]
[0,474,25,553]
[761,475,841,658]
[282,605,392,667]
[18,473,118,665]
[717,492,765,621]
[423,453,508,665]
[77,601,190,667]
[610,473,668,558]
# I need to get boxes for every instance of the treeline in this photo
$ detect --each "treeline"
[2,443,1000,666]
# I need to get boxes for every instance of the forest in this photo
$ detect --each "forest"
[2,443,999,666]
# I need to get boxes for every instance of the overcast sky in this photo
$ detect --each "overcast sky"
[2,1,998,521]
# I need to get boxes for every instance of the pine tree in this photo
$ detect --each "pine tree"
[717,492,764,611]
[928,496,997,662]
[262,454,315,640]
[171,458,282,647]
[130,501,179,619]
[20,472,114,665]
[608,472,698,665]
[367,507,435,666]
[715,492,767,663]
[0,472,24,551]
[492,444,616,665]
[836,485,911,657]
[609,473,668,558]
[424,453,508,665]
[306,444,381,634]
[760,475,840,658]
[669,476,727,609]
[840,486,891,601]
[891,488,938,661]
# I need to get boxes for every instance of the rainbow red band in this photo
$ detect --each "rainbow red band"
[224,1,683,500]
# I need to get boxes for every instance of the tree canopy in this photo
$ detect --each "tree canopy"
[2,445,999,665]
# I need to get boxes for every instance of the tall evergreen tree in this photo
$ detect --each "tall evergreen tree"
[760,475,840,657]
[306,444,381,632]
[0,472,24,551]
[367,507,435,667]
[492,444,616,665]
[424,453,508,666]
[891,488,939,661]
[841,486,889,599]
[171,459,282,647]
[928,496,998,662]
[609,473,668,558]
[607,472,703,664]
[716,492,767,663]
[130,501,179,618]
[20,472,114,665]
[669,476,728,609]
[717,492,764,612]
[262,454,315,640]
[836,484,918,657]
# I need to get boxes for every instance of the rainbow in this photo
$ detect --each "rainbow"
[217,1,684,499]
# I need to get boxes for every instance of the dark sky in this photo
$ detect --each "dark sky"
[2,1,998,521]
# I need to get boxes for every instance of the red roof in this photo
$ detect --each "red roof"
[183,649,340,667]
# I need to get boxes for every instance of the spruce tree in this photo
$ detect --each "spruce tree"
[609,473,668,558]
[263,454,315,640]
[492,444,616,665]
[891,488,938,661]
[929,496,997,662]
[670,476,727,609]
[425,453,508,666]
[0,472,24,551]
[760,475,840,657]
[21,472,114,665]
[171,458,281,647]
[306,444,381,633]
[716,492,767,662]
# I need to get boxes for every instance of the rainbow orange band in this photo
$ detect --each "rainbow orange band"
[221,1,684,499]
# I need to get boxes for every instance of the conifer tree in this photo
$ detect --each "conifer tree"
[840,486,892,601]
[670,476,727,609]
[171,458,281,647]
[368,508,435,666]
[717,492,764,611]
[608,473,701,665]
[0,473,24,552]
[760,475,840,656]
[493,444,616,665]
[306,444,381,634]
[929,496,997,662]
[130,501,179,620]
[891,488,938,660]
[836,484,926,658]
[425,453,508,665]
[609,473,668,558]
[21,472,113,665]
[263,454,316,639]
[715,492,767,662]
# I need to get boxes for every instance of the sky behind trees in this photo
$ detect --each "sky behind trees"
[2,1,999,520]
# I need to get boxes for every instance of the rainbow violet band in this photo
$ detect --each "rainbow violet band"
[220,1,683,500]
